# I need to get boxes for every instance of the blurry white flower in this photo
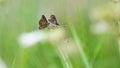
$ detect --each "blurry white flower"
[18,31,47,48]
[18,27,66,48]
[48,28,66,44]
[0,59,7,68]
[91,21,109,34]
[59,39,78,55]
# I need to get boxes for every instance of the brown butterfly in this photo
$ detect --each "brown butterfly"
[48,15,59,25]
[38,15,49,29]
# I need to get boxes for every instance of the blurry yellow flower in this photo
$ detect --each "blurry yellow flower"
[90,1,120,23]
[0,0,3,3]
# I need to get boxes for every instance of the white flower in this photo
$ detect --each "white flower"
[59,39,78,55]
[0,59,7,68]
[18,27,66,48]
[18,31,47,48]
[48,28,66,44]
[91,21,109,34]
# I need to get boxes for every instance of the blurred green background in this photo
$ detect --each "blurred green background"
[0,0,120,68]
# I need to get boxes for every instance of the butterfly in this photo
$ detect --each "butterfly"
[48,15,59,25]
[39,15,49,29]
[39,15,59,30]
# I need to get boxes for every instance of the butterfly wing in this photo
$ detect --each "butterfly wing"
[39,15,49,29]
[48,15,59,25]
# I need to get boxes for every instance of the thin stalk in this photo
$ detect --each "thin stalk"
[57,47,73,68]
[11,52,18,68]
[113,0,120,53]
[67,17,90,68]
